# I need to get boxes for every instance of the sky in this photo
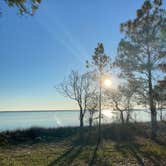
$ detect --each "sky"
[0,0,165,111]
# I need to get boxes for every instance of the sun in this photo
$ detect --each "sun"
[103,79,112,88]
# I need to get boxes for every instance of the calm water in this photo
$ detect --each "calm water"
[0,110,165,131]
[0,111,80,131]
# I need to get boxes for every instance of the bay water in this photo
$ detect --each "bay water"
[0,109,165,131]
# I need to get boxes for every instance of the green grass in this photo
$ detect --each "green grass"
[0,123,165,166]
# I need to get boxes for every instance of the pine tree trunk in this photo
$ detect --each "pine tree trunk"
[98,70,102,143]
[148,65,157,138]
[151,107,157,138]
[147,44,157,138]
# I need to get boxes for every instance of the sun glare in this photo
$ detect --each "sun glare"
[103,79,112,88]
[102,109,113,118]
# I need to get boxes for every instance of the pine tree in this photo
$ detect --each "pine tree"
[87,43,110,142]
[116,0,166,138]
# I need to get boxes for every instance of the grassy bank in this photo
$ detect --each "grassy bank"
[0,122,166,166]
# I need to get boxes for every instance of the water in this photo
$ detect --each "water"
[0,110,80,131]
[0,110,165,131]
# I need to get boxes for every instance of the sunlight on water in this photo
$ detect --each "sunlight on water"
[0,110,165,131]
[102,109,113,118]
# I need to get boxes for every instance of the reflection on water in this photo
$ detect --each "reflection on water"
[102,109,166,123]
[0,110,165,131]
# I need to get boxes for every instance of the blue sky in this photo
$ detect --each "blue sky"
[0,0,165,111]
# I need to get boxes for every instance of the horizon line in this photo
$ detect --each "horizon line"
[0,109,79,113]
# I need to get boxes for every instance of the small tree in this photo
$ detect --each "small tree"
[154,63,166,121]
[158,63,166,89]
[86,94,98,128]
[86,43,110,141]
[154,85,166,121]
[106,81,137,124]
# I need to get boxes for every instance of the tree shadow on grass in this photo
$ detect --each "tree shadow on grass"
[153,137,166,147]
[88,141,100,166]
[115,143,145,166]
[141,151,162,166]
[115,142,163,166]
[47,145,83,166]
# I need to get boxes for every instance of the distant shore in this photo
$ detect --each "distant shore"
[0,110,79,113]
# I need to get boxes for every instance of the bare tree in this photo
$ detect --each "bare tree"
[154,85,166,121]
[57,70,94,129]
[106,81,137,124]
[86,94,98,128]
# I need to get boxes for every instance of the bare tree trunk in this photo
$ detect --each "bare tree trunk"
[120,111,125,124]
[160,109,163,121]
[126,99,131,123]
[88,117,93,139]
[79,108,84,140]
[126,112,130,123]
[80,109,84,127]
[89,117,92,128]
[159,102,163,122]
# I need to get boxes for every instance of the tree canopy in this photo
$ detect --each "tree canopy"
[3,0,42,15]
[116,0,166,138]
